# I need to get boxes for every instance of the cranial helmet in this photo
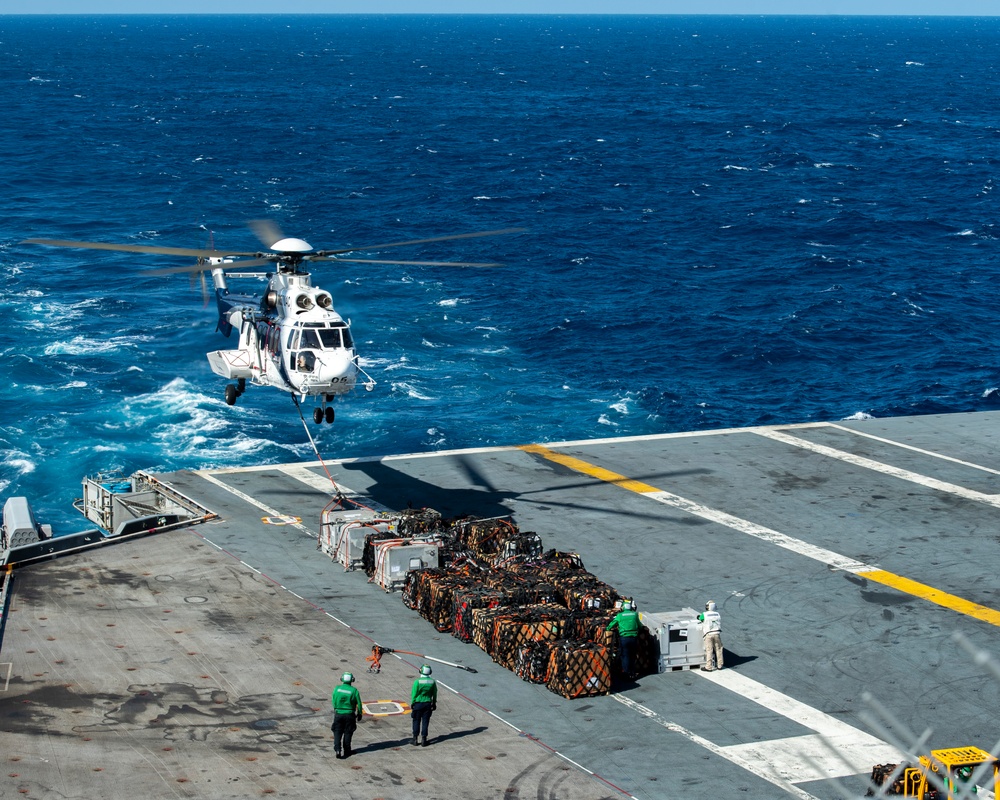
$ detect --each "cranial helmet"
[342,672,355,684]
[420,664,433,676]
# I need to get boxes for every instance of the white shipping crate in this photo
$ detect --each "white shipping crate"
[640,608,705,672]
[319,510,396,571]
[371,539,442,592]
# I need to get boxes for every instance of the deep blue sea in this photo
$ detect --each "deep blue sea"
[3,14,1000,529]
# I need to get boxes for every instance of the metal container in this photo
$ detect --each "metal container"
[640,608,705,672]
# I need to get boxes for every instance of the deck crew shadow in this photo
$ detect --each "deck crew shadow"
[355,725,487,753]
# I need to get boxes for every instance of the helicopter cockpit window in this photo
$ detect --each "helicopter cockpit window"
[295,351,316,372]
[299,330,321,349]
[287,330,299,350]
[318,328,343,349]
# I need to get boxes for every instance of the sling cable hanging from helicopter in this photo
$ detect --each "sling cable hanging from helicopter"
[291,395,374,514]
[290,395,376,514]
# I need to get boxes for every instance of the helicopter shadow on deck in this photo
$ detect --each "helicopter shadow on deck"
[337,453,712,523]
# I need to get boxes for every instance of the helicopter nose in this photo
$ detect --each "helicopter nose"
[317,350,357,388]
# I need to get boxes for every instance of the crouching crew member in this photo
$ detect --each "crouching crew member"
[606,599,641,680]
[411,664,437,746]
[331,672,363,759]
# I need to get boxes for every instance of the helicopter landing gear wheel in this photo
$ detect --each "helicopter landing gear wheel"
[225,384,239,406]
[313,407,324,424]
[325,406,335,424]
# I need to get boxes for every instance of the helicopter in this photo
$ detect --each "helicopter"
[24,222,524,423]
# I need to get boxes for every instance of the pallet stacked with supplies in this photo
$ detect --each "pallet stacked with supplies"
[396,512,657,698]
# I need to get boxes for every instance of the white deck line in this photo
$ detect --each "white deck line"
[643,488,873,573]
[825,422,1000,476]
[756,429,1000,508]
[195,471,316,539]
[699,669,902,783]
[612,694,821,799]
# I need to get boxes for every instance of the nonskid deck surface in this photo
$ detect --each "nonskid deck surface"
[3,410,1000,799]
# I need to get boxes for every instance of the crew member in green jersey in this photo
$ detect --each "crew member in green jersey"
[410,664,438,746]
[606,599,641,680]
[331,672,363,759]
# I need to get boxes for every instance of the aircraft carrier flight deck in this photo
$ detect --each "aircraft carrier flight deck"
[3,410,999,799]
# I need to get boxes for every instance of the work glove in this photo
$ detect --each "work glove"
[356,713,363,722]
[431,703,437,711]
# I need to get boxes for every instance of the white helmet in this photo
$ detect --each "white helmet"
[706,601,717,612]
[342,672,355,684]
[420,664,432,676]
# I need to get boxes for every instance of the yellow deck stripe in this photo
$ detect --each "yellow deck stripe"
[519,443,1000,628]
[518,444,661,494]
[862,570,1000,627]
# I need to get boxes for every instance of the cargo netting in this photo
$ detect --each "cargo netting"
[386,511,655,698]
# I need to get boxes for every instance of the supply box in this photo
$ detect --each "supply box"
[640,608,705,672]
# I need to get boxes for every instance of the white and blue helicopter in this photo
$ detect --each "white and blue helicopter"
[24,222,523,423]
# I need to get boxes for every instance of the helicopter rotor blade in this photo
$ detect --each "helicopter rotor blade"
[323,257,502,267]
[312,227,526,257]
[249,219,286,249]
[21,238,260,259]
[145,257,274,275]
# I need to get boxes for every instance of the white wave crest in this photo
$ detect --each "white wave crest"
[842,411,875,421]
[1,452,37,492]
[121,378,302,463]
[26,298,102,331]
[391,381,434,401]
[609,398,630,414]
[425,427,447,446]
[2,455,36,475]
[45,335,147,356]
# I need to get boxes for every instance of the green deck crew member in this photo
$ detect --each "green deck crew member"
[410,664,438,746]
[606,599,641,680]
[331,672,363,759]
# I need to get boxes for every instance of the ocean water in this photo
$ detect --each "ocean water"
[3,14,1000,529]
